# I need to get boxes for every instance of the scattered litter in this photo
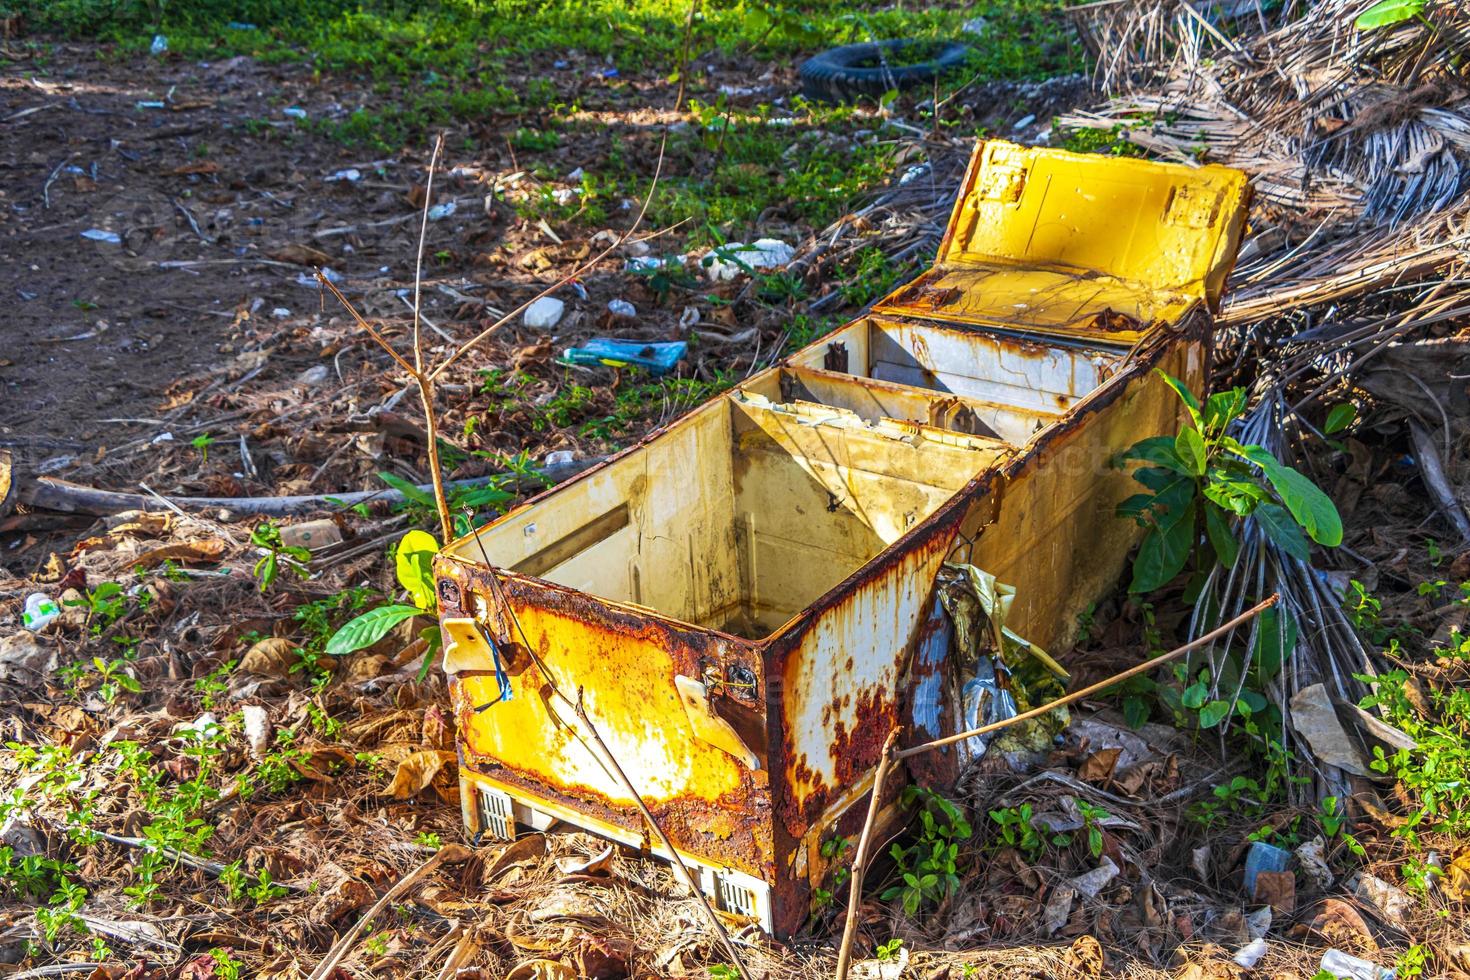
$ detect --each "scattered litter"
[135,100,166,110]
[543,450,576,467]
[150,432,174,445]
[20,594,60,632]
[283,107,307,120]
[427,201,457,221]
[1244,840,1291,897]
[1067,856,1119,899]
[962,16,988,34]
[241,705,270,760]
[606,298,636,318]
[278,518,342,550]
[271,307,291,319]
[1319,949,1395,980]
[550,188,579,205]
[1246,906,1273,940]
[1290,682,1416,775]
[1013,113,1037,131]
[150,34,168,55]
[678,306,700,329]
[568,280,588,301]
[227,21,257,30]
[850,944,908,980]
[601,67,619,78]
[296,268,342,289]
[1353,873,1413,930]
[523,296,565,330]
[899,163,931,185]
[173,712,220,737]
[1297,836,1335,890]
[1233,938,1268,969]
[566,167,584,182]
[624,255,683,273]
[81,229,122,244]
[553,59,569,69]
[296,365,330,387]
[325,168,362,182]
[703,238,795,281]
[563,338,686,375]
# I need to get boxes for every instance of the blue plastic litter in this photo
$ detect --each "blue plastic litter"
[1243,840,1292,897]
[562,338,687,375]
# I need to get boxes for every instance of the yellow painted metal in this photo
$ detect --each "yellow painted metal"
[437,139,1252,937]
[874,141,1251,345]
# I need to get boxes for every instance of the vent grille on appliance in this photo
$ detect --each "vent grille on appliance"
[477,785,515,840]
[718,876,759,919]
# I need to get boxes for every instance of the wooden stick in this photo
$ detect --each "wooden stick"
[895,593,1278,760]
[19,459,599,518]
[834,727,901,980]
[306,846,467,980]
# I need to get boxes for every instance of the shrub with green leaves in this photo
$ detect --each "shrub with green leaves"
[326,530,442,676]
[1116,370,1342,593]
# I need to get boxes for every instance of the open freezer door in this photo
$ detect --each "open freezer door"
[872,140,1251,347]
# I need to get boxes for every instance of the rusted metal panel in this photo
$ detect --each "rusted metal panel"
[436,139,1251,938]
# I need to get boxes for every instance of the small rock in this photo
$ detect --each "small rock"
[607,298,636,318]
[523,296,565,330]
[296,365,329,386]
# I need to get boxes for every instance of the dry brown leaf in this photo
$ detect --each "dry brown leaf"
[486,834,548,882]
[1445,847,1470,902]
[1253,870,1295,915]
[1078,747,1121,784]
[169,160,221,175]
[134,539,225,567]
[1065,934,1105,977]
[1305,897,1378,951]
[386,749,457,799]
[506,960,575,980]
[239,637,299,677]
[310,878,376,925]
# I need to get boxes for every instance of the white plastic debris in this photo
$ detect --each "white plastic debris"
[551,188,579,205]
[325,168,362,182]
[1067,857,1119,899]
[566,167,585,182]
[703,238,795,281]
[21,594,60,632]
[1296,836,1335,890]
[150,432,174,445]
[271,307,291,319]
[962,16,988,35]
[1013,113,1037,131]
[173,712,220,736]
[1319,949,1395,980]
[544,450,576,467]
[899,163,931,185]
[607,298,636,318]
[150,34,168,55]
[297,365,330,386]
[1353,873,1414,930]
[241,704,271,760]
[296,268,343,289]
[523,296,565,330]
[81,229,122,244]
[427,201,457,221]
[1233,939,1268,969]
[283,106,307,120]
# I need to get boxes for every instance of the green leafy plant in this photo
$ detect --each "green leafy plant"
[63,581,127,633]
[191,431,215,463]
[250,520,310,593]
[875,938,904,962]
[325,530,441,676]
[882,786,971,917]
[1355,0,1426,30]
[209,948,244,980]
[1117,371,1342,593]
[1075,800,1111,859]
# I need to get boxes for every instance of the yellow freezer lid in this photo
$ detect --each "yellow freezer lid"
[873,140,1251,346]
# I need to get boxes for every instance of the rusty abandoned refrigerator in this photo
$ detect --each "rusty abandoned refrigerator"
[433,140,1251,937]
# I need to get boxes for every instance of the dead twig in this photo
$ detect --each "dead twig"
[834,727,901,980]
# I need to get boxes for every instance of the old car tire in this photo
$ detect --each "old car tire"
[799,39,972,102]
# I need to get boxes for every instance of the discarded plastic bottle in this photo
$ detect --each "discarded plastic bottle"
[1320,949,1395,980]
[562,338,686,375]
